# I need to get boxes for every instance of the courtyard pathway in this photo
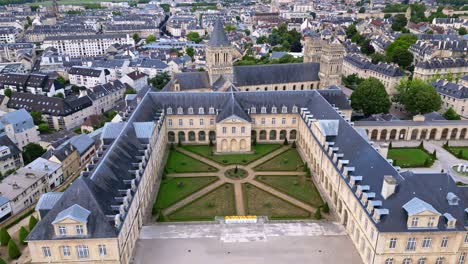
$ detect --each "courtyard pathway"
[162,146,318,217]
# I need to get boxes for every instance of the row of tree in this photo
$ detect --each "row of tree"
[0,215,38,261]
[256,24,302,52]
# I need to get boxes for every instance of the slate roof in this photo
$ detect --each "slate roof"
[432,79,468,99]
[208,19,231,47]
[69,67,104,77]
[216,92,252,122]
[52,204,91,224]
[173,72,211,90]
[416,58,467,69]
[0,134,20,162]
[403,197,441,216]
[0,109,35,133]
[68,134,94,155]
[36,192,63,212]
[233,63,320,86]
[344,54,404,77]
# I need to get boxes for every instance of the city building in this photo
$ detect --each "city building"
[68,67,110,89]
[432,79,468,118]
[0,109,40,150]
[0,72,64,97]
[0,134,23,176]
[414,58,468,81]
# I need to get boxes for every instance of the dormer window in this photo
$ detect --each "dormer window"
[251,107,256,114]
[281,106,287,113]
[177,107,183,114]
[58,225,67,235]
[209,107,215,114]
[261,106,266,114]
[292,105,298,113]
[76,225,84,235]
[167,107,172,114]
[199,107,204,114]
[428,217,435,227]
[411,217,419,227]
[188,107,194,114]
[272,106,277,114]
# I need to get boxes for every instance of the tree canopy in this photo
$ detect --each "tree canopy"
[22,143,46,164]
[149,72,171,90]
[146,34,157,43]
[443,107,461,120]
[224,24,236,32]
[395,79,441,114]
[459,27,467,36]
[257,24,301,52]
[186,46,195,58]
[391,14,408,31]
[186,32,202,43]
[385,34,417,68]
[350,77,391,116]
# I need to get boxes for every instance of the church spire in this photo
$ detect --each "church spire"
[208,19,231,47]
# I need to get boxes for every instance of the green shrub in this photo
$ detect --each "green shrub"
[432,150,437,159]
[19,226,29,245]
[0,228,10,246]
[424,158,431,167]
[252,138,257,146]
[283,138,288,145]
[418,141,424,149]
[388,141,392,149]
[29,215,38,231]
[7,240,20,259]
[458,150,464,159]
[0,257,6,264]
[209,139,213,147]
[177,141,182,147]
[322,202,330,213]
[314,208,322,219]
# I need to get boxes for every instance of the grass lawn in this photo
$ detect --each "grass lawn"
[255,175,323,207]
[153,177,218,211]
[165,150,217,173]
[181,144,281,165]
[255,148,304,171]
[446,147,468,160]
[243,183,310,219]
[387,148,435,168]
[165,184,236,221]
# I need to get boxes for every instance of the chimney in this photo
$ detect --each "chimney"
[381,175,397,199]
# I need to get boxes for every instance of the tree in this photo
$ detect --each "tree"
[186,32,202,43]
[56,76,67,85]
[224,24,236,32]
[371,53,386,64]
[359,7,366,13]
[345,24,357,39]
[7,240,20,259]
[390,46,414,68]
[322,203,330,213]
[125,87,137,95]
[0,257,6,264]
[283,138,288,145]
[391,14,408,31]
[0,228,10,246]
[359,39,375,55]
[292,141,296,148]
[19,226,29,245]
[459,27,467,35]
[146,34,156,43]
[22,143,46,164]
[443,107,461,120]
[350,77,391,116]
[186,46,195,58]
[30,111,42,125]
[149,72,171,90]
[244,29,250,36]
[385,34,417,63]
[54,92,64,98]
[395,79,442,114]
[132,33,140,43]
[4,88,11,98]
[38,123,51,134]
[29,215,38,231]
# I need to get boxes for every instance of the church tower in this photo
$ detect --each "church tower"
[206,20,234,85]
[303,34,324,63]
[318,39,345,88]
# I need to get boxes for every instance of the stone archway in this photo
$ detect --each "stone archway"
[411,129,419,140]
[380,130,387,140]
[230,139,239,152]
[342,209,348,227]
[209,131,216,141]
[290,129,297,140]
[178,131,185,142]
[251,130,257,142]
[168,131,175,142]
[450,128,458,140]
[221,139,228,152]
[441,128,449,140]
[429,129,437,140]
[420,129,428,140]
[371,130,378,140]
[461,128,467,139]
[279,130,287,140]
[240,139,246,150]
[188,131,196,141]
[269,130,277,140]
[198,131,206,141]
[390,129,397,140]
[259,130,267,140]
[399,129,406,140]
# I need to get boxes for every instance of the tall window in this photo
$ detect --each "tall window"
[42,246,51,257]
[271,106,277,114]
[199,107,204,114]
[98,244,107,256]
[76,225,84,235]
[292,106,298,113]
[251,107,256,114]
[418,258,426,264]
[389,238,397,249]
[200,119,204,126]
[222,127,227,134]
[428,217,435,227]
[209,107,215,114]
[272,118,276,125]
[406,237,416,251]
[403,258,411,264]
[76,245,89,259]
[465,233,468,244]
[189,119,193,126]
[385,258,393,264]
[168,119,173,126]
[188,107,193,114]
[422,237,432,248]
[281,106,287,113]
[178,119,183,126]
[292,117,297,124]
[241,127,245,134]
[261,118,265,125]
[167,107,172,114]
[58,225,67,235]
[282,118,286,125]
[436,257,444,264]
[210,119,214,125]
[177,107,183,114]
[261,107,266,114]
[441,237,448,248]
[459,253,466,264]
[62,246,71,256]
[232,127,236,134]
[411,217,419,227]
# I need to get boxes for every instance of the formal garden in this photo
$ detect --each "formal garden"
[443,141,468,160]
[152,142,327,222]
[387,142,436,168]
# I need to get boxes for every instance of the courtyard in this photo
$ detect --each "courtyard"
[152,144,324,222]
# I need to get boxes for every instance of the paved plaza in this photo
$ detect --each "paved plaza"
[133,222,363,264]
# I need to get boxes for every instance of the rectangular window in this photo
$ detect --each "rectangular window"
[389,238,397,249]
[292,117,297,124]
[76,225,84,235]
[465,233,468,244]
[232,127,236,134]
[459,253,466,264]
[241,127,245,134]
[282,118,286,124]
[222,127,227,134]
[272,118,276,125]
[62,246,71,256]
[252,118,255,124]
[178,119,183,126]
[42,246,51,257]
[422,237,432,248]
[98,244,107,256]
[76,245,89,259]
[168,119,173,126]
[210,119,214,125]
[261,118,265,125]
[428,217,435,227]
[441,237,448,248]
[200,119,204,126]
[189,119,193,126]
[58,225,67,235]
[406,237,416,251]
[411,217,419,227]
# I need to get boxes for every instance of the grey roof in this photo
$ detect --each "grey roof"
[216,92,252,123]
[0,134,20,162]
[208,19,231,47]
[433,79,468,99]
[44,33,128,41]
[69,67,103,77]
[69,134,94,155]
[102,122,126,143]
[344,54,404,77]
[133,122,155,139]
[173,72,210,90]
[52,204,91,224]
[36,192,63,212]
[402,197,441,216]
[416,58,467,69]
[233,63,320,86]
[0,109,35,133]
[7,93,92,116]
[317,120,339,137]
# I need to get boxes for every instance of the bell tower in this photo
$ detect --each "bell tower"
[303,34,324,63]
[318,39,345,88]
[206,20,234,85]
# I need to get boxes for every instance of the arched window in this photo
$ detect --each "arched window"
[177,107,183,114]
[435,257,444,264]
[292,105,298,113]
[403,258,412,264]
[385,259,393,264]
[251,107,256,114]
[281,106,287,113]
[188,107,193,114]
[417,258,426,264]
[198,107,204,114]
[271,106,277,114]
[167,107,173,114]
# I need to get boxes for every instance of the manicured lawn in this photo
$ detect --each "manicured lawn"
[166,184,236,221]
[255,175,323,207]
[165,150,217,173]
[446,147,468,160]
[387,148,435,168]
[181,144,281,165]
[254,148,304,171]
[243,183,310,219]
[153,177,218,211]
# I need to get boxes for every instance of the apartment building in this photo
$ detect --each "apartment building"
[0,109,41,150]
[432,79,468,118]
[68,67,109,89]
[0,27,18,44]
[0,134,23,176]
[414,58,468,81]
[0,73,64,97]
